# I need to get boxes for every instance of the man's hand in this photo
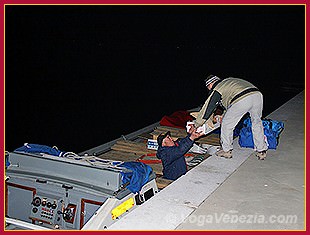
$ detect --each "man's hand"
[188,125,205,141]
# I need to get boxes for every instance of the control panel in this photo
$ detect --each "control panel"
[29,194,63,226]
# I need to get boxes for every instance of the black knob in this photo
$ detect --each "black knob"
[63,208,74,221]
[32,197,41,207]
[32,207,38,213]
[47,202,52,208]
[52,204,57,209]
[42,201,46,207]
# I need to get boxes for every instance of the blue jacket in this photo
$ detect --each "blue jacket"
[156,135,194,180]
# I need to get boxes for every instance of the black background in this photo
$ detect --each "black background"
[5,5,305,153]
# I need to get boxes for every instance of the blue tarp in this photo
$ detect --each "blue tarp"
[14,143,65,157]
[118,162,153,193]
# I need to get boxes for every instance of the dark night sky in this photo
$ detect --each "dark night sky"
[5,5,305,153]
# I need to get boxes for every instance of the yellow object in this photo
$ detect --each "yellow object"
[111,198,135,220]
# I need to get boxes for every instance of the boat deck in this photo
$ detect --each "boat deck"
[90,124,221,189]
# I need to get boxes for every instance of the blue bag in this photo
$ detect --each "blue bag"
[118,162,153,193]
[238,117,284,150]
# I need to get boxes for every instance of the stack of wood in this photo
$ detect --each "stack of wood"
[111,140,156,156]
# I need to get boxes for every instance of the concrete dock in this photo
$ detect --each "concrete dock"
[109,91,305,231]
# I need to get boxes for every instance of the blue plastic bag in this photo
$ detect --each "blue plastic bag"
[238,118,284,150]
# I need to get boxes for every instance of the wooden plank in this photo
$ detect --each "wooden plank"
[97,150,139,162]
[137,133,154,140]
[156,177,173,189]
[111,140,156,156]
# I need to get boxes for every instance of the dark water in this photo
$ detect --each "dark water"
[5,5,305,153]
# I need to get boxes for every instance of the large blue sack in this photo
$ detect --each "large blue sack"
[118,162,153,193]
[238,117,284,150]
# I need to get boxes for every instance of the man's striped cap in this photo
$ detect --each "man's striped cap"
[204,75,221,87]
